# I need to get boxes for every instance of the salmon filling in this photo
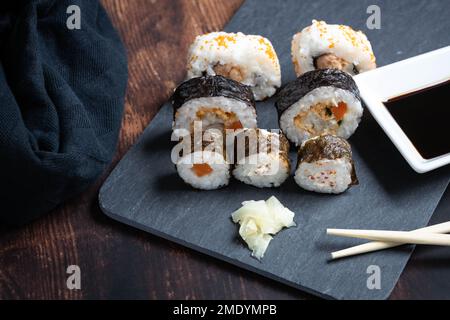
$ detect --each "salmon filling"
[314,54,356,75]
[227,121,244,130]
[213,63,246,82]
[191,163,213,177]
[332,102,348,121]
[196,107,243,130]
[294,102,348,135]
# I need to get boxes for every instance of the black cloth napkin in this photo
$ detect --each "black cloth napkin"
[0,0,128,225]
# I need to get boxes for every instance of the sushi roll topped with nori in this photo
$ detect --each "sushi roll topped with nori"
[232,129,291,188]
[172,75,257,137]
[176,129,231,191]
[295,134,358,194]
[276,69,363,146]
[292,20,376,76]
[186,32,281,101]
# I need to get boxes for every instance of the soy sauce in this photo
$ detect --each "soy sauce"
[384,80,450,160]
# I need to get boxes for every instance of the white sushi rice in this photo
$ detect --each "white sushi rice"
[294,158,353,194]
[176,151,230,190]
[292,20,376,76]
[279,86,363,146]
[187,32,281,100]
[173,96,257,138]
[233,153,290,188]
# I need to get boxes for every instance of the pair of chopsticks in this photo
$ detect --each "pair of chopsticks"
[327,221,450,260]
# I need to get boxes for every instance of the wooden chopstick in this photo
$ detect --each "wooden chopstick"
[328,221,450,260]
[328,229,450,245]
[329,222,450,260]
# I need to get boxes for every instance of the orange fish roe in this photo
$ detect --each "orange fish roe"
[265,46,276,61]
[258,37,277,62]
[313,20,328,38]
[214,34,237,48]
[337,24,361,48]
[327,37,336,48]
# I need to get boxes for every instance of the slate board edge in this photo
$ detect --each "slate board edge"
[99,201,336,300]
[99,158,449,300]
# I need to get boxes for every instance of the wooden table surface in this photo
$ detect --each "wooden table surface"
[1,0,449,300]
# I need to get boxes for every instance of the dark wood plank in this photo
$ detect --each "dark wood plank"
[389,186,450,300]
[0,0,448,300]
[0,0,307,300]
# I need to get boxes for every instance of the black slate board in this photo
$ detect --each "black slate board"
[99,0,450,299]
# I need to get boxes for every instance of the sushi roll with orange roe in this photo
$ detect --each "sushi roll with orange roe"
[186,32,281,101]
[292,20,376,76]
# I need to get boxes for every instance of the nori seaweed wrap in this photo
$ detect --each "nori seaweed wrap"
[232,129,291,188]
[295,134,358,194]
[172,75,256,110]
[172,76,257,136]
[176,127,230,191]
[276,69,363,146]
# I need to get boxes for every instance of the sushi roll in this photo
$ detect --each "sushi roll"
[292,20,376,76]
[294,135,358,194]
[176,130,230,190]
[232,129,291,188]
[186,32,281,101]
[172,75,257,138]
[276,69,363,146]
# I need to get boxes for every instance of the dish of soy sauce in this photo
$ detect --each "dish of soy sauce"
[385,79,450,160]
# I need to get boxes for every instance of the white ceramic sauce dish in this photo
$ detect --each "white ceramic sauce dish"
[354,46,450,173]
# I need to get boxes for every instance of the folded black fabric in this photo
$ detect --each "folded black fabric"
[0,0,128,225]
